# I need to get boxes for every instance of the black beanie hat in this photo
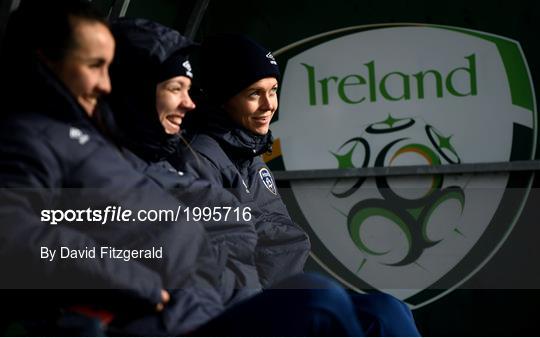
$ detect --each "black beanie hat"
[201,33,280,105]
[157,50,194,82]
[111,18,197,85]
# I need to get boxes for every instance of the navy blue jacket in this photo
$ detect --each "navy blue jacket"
[177,108,311,287]
[0,61,224,335]
[139,158,262,305]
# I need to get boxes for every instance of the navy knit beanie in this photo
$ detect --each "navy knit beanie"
[111,18,197,86]
[201,34,280,105]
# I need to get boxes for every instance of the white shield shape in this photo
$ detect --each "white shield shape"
[270,24,536,308]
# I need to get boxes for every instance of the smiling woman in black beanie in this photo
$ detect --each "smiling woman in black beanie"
[177,33,421,337]
[177,33,312,289]
[107,18,197,162]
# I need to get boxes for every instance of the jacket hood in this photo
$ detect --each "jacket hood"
[107,18,197,162]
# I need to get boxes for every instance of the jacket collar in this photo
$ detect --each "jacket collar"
[7,59,98,130]
[199,106,273,159]
[103,87,182,162]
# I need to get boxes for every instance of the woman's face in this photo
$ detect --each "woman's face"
[47,19,115,117]
[223,77,278,135]
[156,76,196,134]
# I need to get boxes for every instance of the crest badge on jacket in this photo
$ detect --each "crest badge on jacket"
[259,167,277,195]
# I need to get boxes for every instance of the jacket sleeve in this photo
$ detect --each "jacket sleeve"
[0,126,163,310]
[144,161,262,305]
[252,192,312,288]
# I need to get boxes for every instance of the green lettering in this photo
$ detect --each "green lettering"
[338,74,366,104]
[446,54,477,97]
[413,70,443,98]
[365,61,377,102]
[319,76,338,105]
[301,63,317,106]
[380,72,410,101]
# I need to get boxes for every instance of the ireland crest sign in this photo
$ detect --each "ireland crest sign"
[269,24,536,308]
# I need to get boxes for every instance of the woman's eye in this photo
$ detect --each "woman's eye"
[168,86,181,92]
[88,60,105,69]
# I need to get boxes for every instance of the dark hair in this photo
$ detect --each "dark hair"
[4,0,108,62]
[0,0,109,114]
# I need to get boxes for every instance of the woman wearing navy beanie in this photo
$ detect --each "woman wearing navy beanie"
[179,33,311,290]
[178,33,421,336]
